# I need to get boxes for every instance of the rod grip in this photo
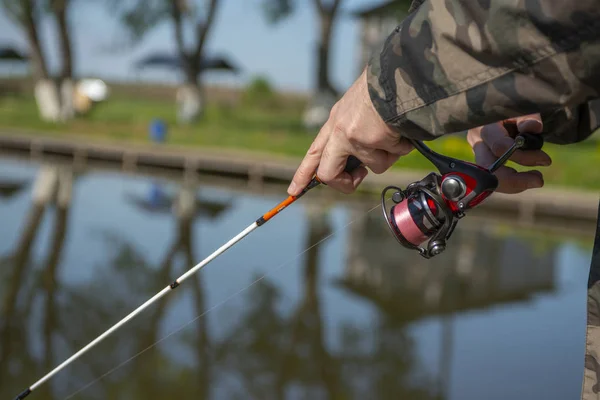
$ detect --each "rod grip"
[344,155,363,173]
[14,388,31,400]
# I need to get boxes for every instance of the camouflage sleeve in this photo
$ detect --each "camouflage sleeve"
[539,101,600,144]
[367,0,600,142]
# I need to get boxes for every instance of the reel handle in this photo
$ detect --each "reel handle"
[502,121,544,150]
[514,132,544,151]
[488,131,545,173]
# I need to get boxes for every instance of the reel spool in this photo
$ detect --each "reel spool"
[381,124,544,259]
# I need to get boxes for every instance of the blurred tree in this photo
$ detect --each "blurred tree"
[261,0,342,97]
[1,0,76,122]
[261,0,414,130]
[260,0,344,131]
[106,0,222,123]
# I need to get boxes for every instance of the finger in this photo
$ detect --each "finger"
[288,122,333,196]
[316,135,358,193]
[480,123,552,167]
[472,136,544,194]
[369,150,403,174]
[317,136,375,194]
[348,134,413,175]
[502,113,543,133]
[466,126,484,150]
[350,166,369,191]
[350,147,402,175]
[514,114,543,134]
[494,167,544,194]
[380,135,415,156]
[472,138,498,169]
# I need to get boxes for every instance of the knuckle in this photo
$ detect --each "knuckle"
[346,128,361,144]
[306,141,321,157]
[295,167,312,180]
[331,122,346,139]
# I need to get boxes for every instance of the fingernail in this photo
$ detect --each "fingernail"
[287,182,297,194]
[536,160,551,166]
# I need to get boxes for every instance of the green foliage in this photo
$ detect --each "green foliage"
[389,0,415,18]
[105,0,172,45]
[245,76,274,97]
[240,75,280,109]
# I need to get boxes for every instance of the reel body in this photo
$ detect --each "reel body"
[382,127,544,259]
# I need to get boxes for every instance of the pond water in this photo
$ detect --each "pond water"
[0,157,595,400]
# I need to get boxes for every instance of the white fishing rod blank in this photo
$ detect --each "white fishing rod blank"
[14,157,362,400]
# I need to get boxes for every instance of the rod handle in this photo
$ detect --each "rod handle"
[344,155,363,173]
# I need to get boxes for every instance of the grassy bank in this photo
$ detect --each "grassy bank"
[1,94,600,192]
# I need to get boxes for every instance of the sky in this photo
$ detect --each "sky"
[0,0,389,94]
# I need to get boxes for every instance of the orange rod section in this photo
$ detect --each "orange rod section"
[261,195,298,222]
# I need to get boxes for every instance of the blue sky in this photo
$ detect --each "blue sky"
[0,0,390,94]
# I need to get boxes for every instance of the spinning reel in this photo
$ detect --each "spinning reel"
[381,122,544,259]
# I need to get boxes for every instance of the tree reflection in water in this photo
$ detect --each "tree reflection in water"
[213,203,441,400]
[0,165,73,400]
[0,167,571,400]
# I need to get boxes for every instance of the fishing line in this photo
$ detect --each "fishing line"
[15,159,368,400]
[16,127,544,400]
[61,201,382,400]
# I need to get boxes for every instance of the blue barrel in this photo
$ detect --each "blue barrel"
[149,119,167,143]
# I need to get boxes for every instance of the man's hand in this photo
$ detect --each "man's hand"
[287,69,413,196]
[466,114,552,194]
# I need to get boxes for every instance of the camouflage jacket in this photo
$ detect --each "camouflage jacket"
[367,1,600,399]
[367,0,600,145]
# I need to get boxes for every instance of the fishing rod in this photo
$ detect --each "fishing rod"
[14,123,543,399]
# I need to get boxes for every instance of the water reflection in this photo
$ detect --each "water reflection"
[339,209,558,321]
[0,158,593,400]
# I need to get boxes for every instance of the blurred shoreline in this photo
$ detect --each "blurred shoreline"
[0,130,597,226]
[2,77,600,194]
